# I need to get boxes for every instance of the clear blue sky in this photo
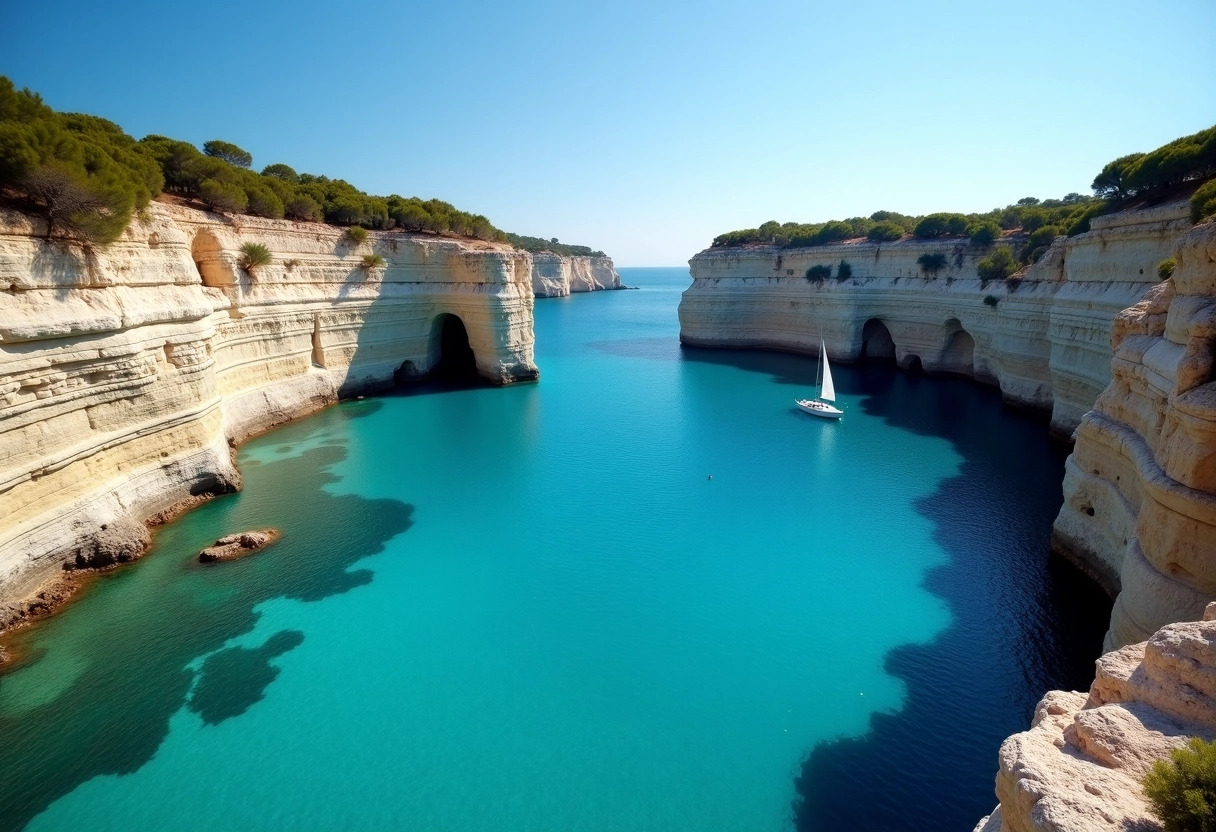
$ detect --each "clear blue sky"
[4,0,1214,265]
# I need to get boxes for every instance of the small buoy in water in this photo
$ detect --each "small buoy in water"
[707,475,713,480]
[357,395,365,400]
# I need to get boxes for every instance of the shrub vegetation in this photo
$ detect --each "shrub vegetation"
[360,253,386,270]
[805,264,831,282]
[1143,737,1216,832]
[977,245,1019,283]
[0,76,603,254]
[917,252,947,277]
[1192,179,1216,224]
[867,221,905,243]
[501,233,605,257]
[707,124,1216,263]
[968,221,1001,246]
[345,225,368,245]
[836,260,852,281]
[1159,257,1176,280]
[238,242,272,274]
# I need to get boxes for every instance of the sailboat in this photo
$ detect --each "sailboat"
[796,339,844,419]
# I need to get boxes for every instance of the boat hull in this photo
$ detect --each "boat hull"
[795,399,843,419]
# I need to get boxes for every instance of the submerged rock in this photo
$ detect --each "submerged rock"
[197,529,281,563]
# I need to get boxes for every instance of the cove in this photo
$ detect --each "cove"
[0,268,1108,832]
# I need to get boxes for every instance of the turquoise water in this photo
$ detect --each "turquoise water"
[0,268,1108,831]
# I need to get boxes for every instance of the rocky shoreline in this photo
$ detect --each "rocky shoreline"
[975,603,1216,832]
[0,200,541,618]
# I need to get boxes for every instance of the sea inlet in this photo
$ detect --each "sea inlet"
[0,268,1110,831]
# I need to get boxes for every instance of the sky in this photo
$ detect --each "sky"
[3,0,1214,265]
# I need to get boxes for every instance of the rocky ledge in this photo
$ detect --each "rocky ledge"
[197,529,280,563]
[0,516,151,643]
[976,602,1216,832]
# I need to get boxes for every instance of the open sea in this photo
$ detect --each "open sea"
[0,267,1110,832]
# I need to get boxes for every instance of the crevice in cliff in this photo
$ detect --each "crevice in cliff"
[310,315,326,369]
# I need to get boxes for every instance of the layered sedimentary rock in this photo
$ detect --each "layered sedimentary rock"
[975,603,1216,832]
[1053,220,1216,650]
[679,203,1189,436]
[0,201,537,607]
[531,252,621,298]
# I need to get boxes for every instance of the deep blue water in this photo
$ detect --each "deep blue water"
[0,267,1109,831]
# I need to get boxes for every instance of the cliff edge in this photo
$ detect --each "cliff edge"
[531,252,621,298]
[0,201,538,612]
[1053,220,1216,650]
[679,203,1189,437]
[975,603,1216,832]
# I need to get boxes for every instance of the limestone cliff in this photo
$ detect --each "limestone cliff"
[0,201,537,608]
[975,603,1216,832]
[1053,221,1216,650]
[531,252,621,298]
[679,203,1189,436]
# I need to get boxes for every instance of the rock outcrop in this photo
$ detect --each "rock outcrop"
[531,252,621,298]
[975,603,1216,832]
[0,201,538,609]
[1053,220,1216,650]
[197,529,280,563]
[679,203,1189,437]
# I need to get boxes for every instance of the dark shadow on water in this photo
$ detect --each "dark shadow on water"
[188,629,305,726]
[681,350,1112,832]
[0,401,412,832]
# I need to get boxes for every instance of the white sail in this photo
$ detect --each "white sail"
[819,339,836,402]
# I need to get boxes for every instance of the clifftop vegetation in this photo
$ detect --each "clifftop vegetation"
[709,124,1216,264]
[501,233,605,258]
[0,77,605,256]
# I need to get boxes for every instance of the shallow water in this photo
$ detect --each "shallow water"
[0,268,1109,831]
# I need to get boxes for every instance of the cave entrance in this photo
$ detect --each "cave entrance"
[860,318,896,362]
[191,230,230,288]
[427,313,479,382]
[940,322,975,376]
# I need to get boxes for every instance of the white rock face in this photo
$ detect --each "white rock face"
[679,203,1189,437]
[0,202,538,603]
[975,603,1216,832]
[1053,220,1216,650]
[531,252,620,298]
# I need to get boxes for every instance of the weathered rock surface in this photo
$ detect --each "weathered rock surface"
[1054,220,1216,649]
[72,517,151,569]
[0,201,539,606]
[531,252,621,298]
[679,203,1189,437]
[197,528,280,563]
[975,603,1216,832]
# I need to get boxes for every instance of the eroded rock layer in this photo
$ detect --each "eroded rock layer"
[975,603,1216,832]
[679,203,1189,436]
[0,202,537,606]
[1054,221,1216,650]
[531,252,621,298]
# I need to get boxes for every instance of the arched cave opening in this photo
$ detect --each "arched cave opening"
[428,314,479,383]
[861,318,896,363]
[905,355,924,373]
[940,326,976,377]
[191,230,229,288]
